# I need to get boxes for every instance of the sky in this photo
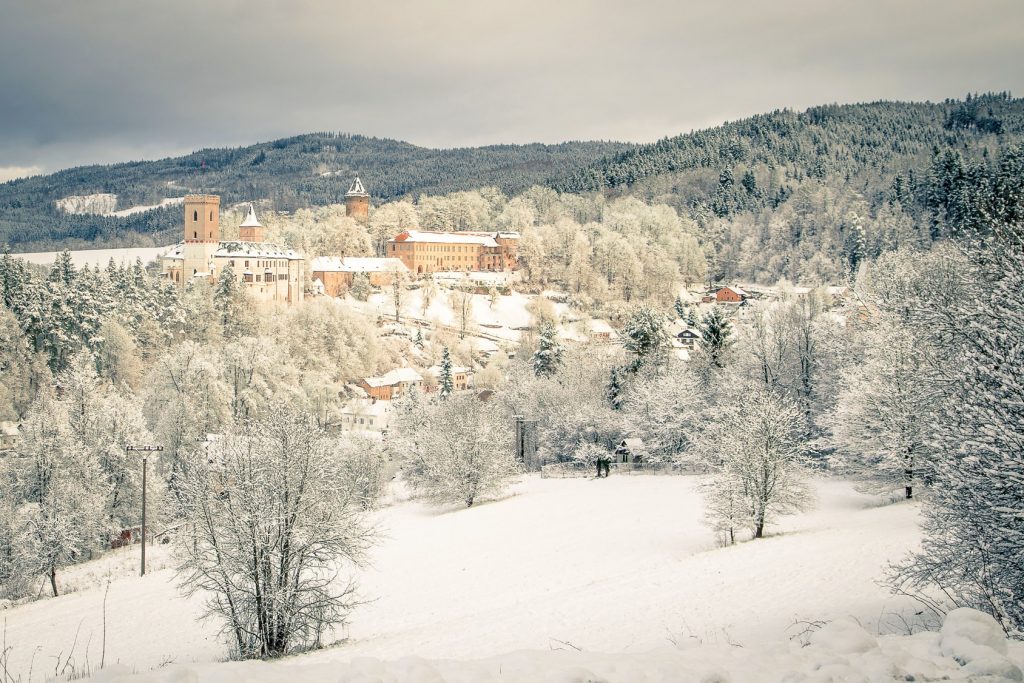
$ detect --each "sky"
[1,0,1023,180]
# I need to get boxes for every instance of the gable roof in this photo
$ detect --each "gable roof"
[362,367,423,388]
[391,230,500,248]
[310,256,409,274]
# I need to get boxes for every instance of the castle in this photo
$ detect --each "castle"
[387,230,520,274]
[160,195,305,305]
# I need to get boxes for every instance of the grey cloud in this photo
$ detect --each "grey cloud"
[0,0,1022,172]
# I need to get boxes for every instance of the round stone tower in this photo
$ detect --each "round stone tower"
[345,176,370,223]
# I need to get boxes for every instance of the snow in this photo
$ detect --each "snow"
[109,197,185,218]
[14,245,174,268]
[54,194,184,217]
[0,475,952,683]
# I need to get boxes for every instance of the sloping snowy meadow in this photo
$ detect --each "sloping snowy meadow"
[0,474,987,682]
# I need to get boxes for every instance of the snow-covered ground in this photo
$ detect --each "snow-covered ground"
[54,193,183,217]
[1,475,952,682]
[14,245,174,268]
[349,283,572,346]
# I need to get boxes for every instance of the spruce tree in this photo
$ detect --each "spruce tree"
[621,305,669,372]
[673,296,686,320]
[700,308,733,369]
[532,318,563,378]
[439,346,454,399]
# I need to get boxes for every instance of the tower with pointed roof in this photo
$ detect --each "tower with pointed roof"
[345,176,370,223]
[239,203,266,243]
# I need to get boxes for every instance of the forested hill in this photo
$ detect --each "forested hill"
[551,94,1024,216]
[0,135,631,252]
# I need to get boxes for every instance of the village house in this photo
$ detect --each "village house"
[615,438,646,464]
[673,326,701,350]
[387,230,520,275]
[358,368,423,401]
[0,421,19,451]
[586,318,617,342]
[310,256,410,296]
[160,198,305,305]
[340,399,391,433]
[715,286,749,303]
[425,364,473,392]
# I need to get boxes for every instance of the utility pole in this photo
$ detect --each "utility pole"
[126,445,163,576]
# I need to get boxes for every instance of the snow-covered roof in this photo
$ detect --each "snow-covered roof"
[362,368,423,388]
[342,399,391,418]
[0,421,19,437]
[310,256,409,274]
[160,241,302,261]
[427,364,472,377]
[392,230,500,248]
[346,176,369,197]
[588,319,614,334]
[239,204,262,228]
[619,438,645,452]
[719,286,748,297]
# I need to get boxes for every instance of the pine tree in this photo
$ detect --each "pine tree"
[607,365,624,410]
[414,327,424,349]
[673,296,686,320]
[532,318,563,378]
[439,347,454,398]
[700,308,733,369]
[621,305,669,372]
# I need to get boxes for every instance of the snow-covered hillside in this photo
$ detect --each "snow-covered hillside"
[54,193,183,217]
[15,245,174,268]
[0,475,944,682]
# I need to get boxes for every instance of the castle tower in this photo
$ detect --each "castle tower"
[345,176,370,223]
[239,203,266,243]
[182,194,221,280]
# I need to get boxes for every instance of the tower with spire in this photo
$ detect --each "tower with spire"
[238,203,266,242]
[345,176,370,223]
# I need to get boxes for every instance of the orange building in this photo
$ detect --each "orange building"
[311,257,410,296]
[387,230,519,274]
[357,368,423,401]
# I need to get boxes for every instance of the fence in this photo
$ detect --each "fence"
[540,461,707,478]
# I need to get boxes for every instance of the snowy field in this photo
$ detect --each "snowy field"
[0,474,965,682]
[13,245,173,268]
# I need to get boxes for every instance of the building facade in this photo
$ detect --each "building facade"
[161,197,305,305]
[358,368,423,401]
[310,256,409,296]
[387,230,520,274]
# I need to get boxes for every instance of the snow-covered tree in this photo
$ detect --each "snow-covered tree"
[699,307,733,369]
[696,386,813,540]
[832,318,934,498]
[438,346,454,398]
[621,305,669,372]
[532,318,563,378]
[7,396,105,596]
[673,295,686,320]
[175,409,372,658]
[398,393,518,507]
[621,363,701,463]
[891,227,1024,635]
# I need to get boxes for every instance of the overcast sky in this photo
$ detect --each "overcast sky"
[1,0,1022,179]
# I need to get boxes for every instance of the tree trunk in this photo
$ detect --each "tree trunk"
[905,484,913,500]
[49,565,58,597]
[754,519,764,539]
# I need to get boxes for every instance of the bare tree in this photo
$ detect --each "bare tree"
[697,385,813,539]
[174,409,372,658]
